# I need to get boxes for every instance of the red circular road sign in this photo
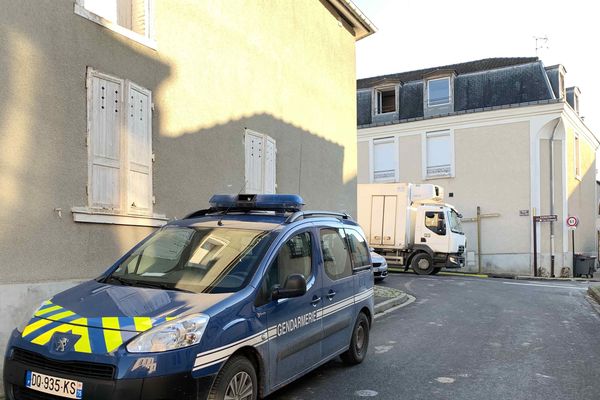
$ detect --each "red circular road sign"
[566,216,579,227]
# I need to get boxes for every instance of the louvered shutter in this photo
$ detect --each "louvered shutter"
[245,130,264,194]
[126,82,152,214]
[131,0,147,36]
[264,137,276,194]
[89,73,123,210]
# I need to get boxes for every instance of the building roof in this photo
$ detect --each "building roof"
[357,57,539,89]
[356,57,560,127]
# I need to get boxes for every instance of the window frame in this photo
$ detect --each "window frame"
[374,86,398,115]
[370,136,399,183]
[344,228,372,272]
[422,130,455,180]
[319,228,353,281]
[74,0,156,49]
[257,229,315,305]
[426,77,452,107]
[72,68,165,227]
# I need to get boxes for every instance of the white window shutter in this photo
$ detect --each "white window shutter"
[373,138,396,182]
[263,137,276,194]
[126,82,153,214]
[131,0,147,36]
[89,73,123,210]
[245,130,264,194]
[426,132,452,177]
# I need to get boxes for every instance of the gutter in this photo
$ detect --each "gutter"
[325,0,377,40]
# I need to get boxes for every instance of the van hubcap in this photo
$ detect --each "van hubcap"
[356,324,365,352]
[225,371,253,400]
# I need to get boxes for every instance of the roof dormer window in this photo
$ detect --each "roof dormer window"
[375,87,397,114]
[427,77,451,106]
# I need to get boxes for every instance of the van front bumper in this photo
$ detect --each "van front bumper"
[4,351,216,400]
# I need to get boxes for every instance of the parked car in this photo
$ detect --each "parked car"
[370,250,388,281]
[4,194,374,400]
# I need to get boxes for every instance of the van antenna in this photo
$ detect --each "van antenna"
[217,182,246,226]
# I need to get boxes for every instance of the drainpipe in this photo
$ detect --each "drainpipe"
[549,119,560,277]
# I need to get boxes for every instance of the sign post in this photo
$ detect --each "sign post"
[567,216,579,273]
[532,215,558,277]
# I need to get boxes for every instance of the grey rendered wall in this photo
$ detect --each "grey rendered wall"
[0,0,359,390]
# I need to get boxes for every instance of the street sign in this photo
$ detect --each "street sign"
[566,216,578,228]
[533,214,557,223]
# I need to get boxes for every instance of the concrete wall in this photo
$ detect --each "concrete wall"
[0,0,360,390]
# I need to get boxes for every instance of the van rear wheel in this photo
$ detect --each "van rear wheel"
[341,312,370,365]
[208,355,257,400]
[411,253,435,275]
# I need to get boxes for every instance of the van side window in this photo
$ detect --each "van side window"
[346,229,371,269]
[264,232,312,294]
[320,229,352,280]
[425,211,446,236]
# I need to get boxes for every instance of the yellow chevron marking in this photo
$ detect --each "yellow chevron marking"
[22,319,54,338]
[34,305,63,317]
[70,319,92,353]
[166,317,176,322]
[102,317,123,353]
[133,317,153,332]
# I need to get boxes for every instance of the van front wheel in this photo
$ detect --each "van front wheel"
[208,356,257,400]
[341,312,370,365]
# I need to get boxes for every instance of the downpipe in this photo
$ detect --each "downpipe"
[549,119,560,277]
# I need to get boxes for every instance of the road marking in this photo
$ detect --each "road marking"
[435,377,455,384]
[355,389,378,397]
[502,282,586,290]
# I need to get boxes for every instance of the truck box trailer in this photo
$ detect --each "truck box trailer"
[357,183,466,275]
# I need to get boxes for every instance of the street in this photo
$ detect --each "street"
[269,274,600,400]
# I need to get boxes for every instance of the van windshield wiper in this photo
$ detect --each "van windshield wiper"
[131,280,196,293]
[105,275,135,286]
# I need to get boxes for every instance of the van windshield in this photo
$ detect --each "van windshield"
[448,210,463,234]
[106,226,275,294]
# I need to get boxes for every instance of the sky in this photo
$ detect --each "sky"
[353,0,599,135]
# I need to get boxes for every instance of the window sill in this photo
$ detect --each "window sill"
[425,174,453,180]
[71,207,168,227]
[374,111,397,116]
[74,4,157,50]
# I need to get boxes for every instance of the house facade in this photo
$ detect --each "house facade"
[0,0,375,388]
[357,58,599,276]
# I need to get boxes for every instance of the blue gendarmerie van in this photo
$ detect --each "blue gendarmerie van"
[4,194,374,400]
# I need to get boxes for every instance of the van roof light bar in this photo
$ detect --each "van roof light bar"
[208,194,305,213]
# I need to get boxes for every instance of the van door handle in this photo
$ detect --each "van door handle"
[311,296,321,307]
[327,290,336,301]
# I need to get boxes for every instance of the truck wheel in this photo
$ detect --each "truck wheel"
[208,355,257,400]
[431,267,442,275]
[341,312,370,365]
[411,253,435,275]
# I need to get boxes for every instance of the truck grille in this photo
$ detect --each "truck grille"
[11,348,115,380]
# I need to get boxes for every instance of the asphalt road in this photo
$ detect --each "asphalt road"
[267,274,600,400]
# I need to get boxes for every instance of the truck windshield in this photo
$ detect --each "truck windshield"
[448,210,463,234]
[106,226,275,294]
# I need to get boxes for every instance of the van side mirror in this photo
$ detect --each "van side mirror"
[271,274,307,301]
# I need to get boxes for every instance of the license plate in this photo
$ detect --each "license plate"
[26,371,83,399]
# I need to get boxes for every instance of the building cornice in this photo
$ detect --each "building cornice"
[358,102,566,140]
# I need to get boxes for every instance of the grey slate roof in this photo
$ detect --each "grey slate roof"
[357,57,556,127]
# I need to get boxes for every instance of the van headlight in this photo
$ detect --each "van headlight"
[16,301,47,334]
[127,314,209,353]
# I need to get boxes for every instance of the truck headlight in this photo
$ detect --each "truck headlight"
[127,314,209,353]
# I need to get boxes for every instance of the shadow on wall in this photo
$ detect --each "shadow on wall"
[0,0,172,284]
[154,112,355,219]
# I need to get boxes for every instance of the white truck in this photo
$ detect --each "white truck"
[357,183,466,275]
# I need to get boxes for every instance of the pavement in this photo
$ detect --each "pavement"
[270,273,600,400]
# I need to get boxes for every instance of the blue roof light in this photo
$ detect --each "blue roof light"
[209,194,305,212]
